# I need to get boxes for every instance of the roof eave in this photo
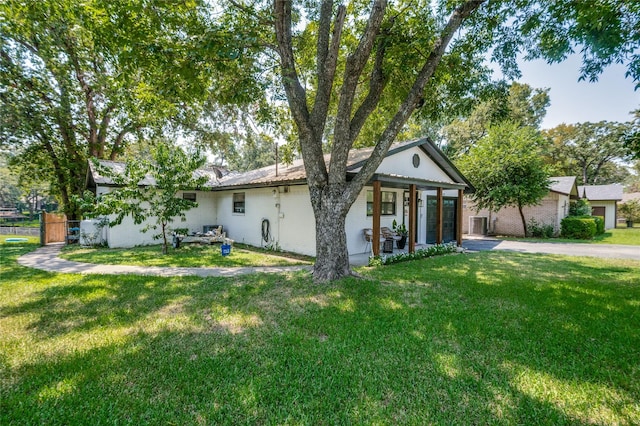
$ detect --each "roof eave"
[210,179,308,192]
[366,173,470,192]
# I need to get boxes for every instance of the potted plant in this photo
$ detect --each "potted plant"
[393,220,408,249]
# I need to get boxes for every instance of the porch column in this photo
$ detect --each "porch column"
[372,180,382,256]
[409,184,417,253]
[457,189,463,246]
[436,187,443,244]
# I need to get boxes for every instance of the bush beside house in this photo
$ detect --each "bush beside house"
[560,215,604,239]
[526,218,555,238]
[593,216,605,234]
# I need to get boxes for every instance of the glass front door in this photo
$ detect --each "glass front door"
[425,196,457,244]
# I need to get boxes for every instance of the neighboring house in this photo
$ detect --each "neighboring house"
[462,176,580,237]
[85,138,473,256]
[578,184,624,229]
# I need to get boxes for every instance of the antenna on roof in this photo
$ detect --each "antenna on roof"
[275,143,278,177]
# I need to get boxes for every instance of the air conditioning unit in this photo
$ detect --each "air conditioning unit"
[469,216,488,236]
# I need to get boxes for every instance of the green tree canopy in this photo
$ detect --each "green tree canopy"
[624,109,640,159]
[458,122,551,236]
[442,82,550,159]
[542,121,631,185]
[0,160,20,209]
[0,0,263,218]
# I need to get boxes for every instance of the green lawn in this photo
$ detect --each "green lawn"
[594,226,640,245]
[59,242,314,267]
[506,226,640,245]
[2,239,639,424]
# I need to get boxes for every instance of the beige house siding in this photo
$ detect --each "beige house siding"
[463,192,570,237]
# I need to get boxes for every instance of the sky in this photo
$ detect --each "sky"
[506,54,639,130]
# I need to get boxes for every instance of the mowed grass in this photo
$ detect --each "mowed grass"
[59,242,314,267]
[506,226,640,245]
[2,239,639,424]
[594,226,640,245]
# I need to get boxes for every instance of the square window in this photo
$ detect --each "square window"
[366,190,396,216]
[233,192,245,214]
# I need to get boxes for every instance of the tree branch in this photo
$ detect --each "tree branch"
[37,132,71,209]
[330,0,387,184]
[310,2,345,136]
[109,122,137,160]
[274,0,327,183]
[228,0,274,26]
[349,23,390,142]
[97,104,116,156]
[349,0,485,197]
[62,33,99,153]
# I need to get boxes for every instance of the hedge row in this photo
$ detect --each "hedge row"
[560,216,604,239]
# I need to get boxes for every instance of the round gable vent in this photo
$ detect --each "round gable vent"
[412,153,420,168]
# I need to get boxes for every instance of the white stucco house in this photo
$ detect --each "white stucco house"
[85,138,473,256]
[578,184,623,229]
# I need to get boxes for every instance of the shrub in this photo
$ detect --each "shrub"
[368,242,458,266]
[526,218,555,238]
[592,216,605,235]
[569,199,591,216]
[560,216,597,239]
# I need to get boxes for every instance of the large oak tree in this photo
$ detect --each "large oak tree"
[225,0,639,281]
[543,121,632,185]
[0,0,261,219]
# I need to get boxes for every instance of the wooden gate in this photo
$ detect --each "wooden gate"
[41,212,67,244]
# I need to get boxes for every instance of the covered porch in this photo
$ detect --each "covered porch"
[365,173,469,258]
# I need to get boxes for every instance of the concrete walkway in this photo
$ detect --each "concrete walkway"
[462,237,640,261]
[17,244,312,277]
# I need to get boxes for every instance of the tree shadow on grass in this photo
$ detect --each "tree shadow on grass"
[362,252,640,420]
[2,249,639,424]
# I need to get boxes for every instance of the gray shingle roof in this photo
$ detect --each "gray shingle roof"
[216,140,421,188]
[577,184,623,201]
[88,159,226,188]
[87,138,472,192]
[549,176,578,196]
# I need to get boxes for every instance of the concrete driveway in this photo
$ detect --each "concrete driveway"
[462,238,640,261]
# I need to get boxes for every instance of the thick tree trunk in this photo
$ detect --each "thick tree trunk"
[310,184,353,282]
[273,0,485,282]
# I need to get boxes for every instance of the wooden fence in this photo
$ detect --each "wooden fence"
[42,212,67,244]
